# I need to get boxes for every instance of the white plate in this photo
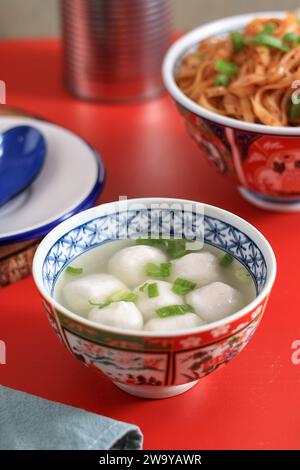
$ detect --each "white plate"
[0,117,105,243]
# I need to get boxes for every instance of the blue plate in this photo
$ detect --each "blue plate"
[0,117,105,244]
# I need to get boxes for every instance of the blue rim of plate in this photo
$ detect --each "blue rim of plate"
[0,141,105,245]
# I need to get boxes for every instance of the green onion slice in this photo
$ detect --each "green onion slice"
[136,238,164,247]
[139,283,148,292]
[89,289,137,309]
[219,253,234,267]
[235,268,251,283]
[172,249,193,259]
[214,74,230,87]
[283,32,300,44]
[253,33,290,52]
[108,289,137,303]
[136,237,196,260]
[215,60,239,76]
[147,282,159,298]
[156,304,195,318]
[231,31,246,51]
[288,101,300,119]
[172,278,197,295]
[66,266,83,274]
[146,262,171,278]
[165,239,187,258]
[89,300,111,309]
[174,249,193,259]
[262,23,277,34]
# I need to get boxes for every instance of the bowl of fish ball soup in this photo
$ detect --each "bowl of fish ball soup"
[33,198,276,398]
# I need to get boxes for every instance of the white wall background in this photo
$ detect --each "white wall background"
[0,0,298,38]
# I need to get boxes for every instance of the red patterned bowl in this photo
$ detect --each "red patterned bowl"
[163,11,300,212]
[32,198,276,398]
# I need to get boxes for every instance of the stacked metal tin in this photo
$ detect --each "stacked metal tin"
[61,0,172,101]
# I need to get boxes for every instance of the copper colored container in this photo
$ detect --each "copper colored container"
[61,0,172,101]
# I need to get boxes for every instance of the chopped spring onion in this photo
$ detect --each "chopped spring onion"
[136,237,194,260]
[136,238,164,247]
[288,101,300,119]
[219,253,234,267]
[108,289,137,303]
[231,31,246,51]
[165,239,188,258]
[215,60,239,76]
[89,289,137,309]
[98,301,111,309]
[146,262,172,278]
[66,266,83,274]
[262,23,277,34]
[139,283,148,292]
[172,278,197,295]
[235,267,251,283]
[172,248,193,259]
[89,300,111,309]
[230,24,290,54]
[283,32,300,44]
[156,304,195,318]
[147,282,159,298]
[214,74,230,87]
[253,33,291,52]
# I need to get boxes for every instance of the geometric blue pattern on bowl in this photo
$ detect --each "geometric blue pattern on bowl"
[43,209,267,296]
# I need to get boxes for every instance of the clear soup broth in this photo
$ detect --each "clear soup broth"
[55,239,256,332]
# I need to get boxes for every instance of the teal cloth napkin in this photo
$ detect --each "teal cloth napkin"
[0,385,143,450]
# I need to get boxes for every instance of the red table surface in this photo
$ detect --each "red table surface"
[0,39,300,451]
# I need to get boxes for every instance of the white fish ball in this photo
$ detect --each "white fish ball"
[170,252,221,286]
[108,245,167,288]
[63,273,126,313]
[88,301,143,330]
[186,281,243,322]
[134,280,183,322]
[144,313,205,332]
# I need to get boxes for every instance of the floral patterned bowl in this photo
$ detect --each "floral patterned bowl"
[162,11,300,212]
[32,198,276,398]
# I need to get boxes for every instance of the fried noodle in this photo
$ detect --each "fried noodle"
[176,13,300,126]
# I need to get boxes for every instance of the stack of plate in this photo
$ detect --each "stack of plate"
[61,0,172,101]
[0,109,105,286]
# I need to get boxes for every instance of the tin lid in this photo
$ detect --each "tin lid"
[0,117,105,244]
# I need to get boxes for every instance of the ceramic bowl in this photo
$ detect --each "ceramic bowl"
[163,11,300,212]
[32,198,276,399]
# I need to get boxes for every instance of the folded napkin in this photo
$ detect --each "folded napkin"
[0,385,143,450]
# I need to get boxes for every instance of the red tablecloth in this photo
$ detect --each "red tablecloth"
[0,39,299,450]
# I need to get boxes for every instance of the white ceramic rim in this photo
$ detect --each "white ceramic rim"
[162,11,300,136]
[32,198,277,338]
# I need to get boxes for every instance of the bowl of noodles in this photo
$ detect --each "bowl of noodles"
[163,11,300,211]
